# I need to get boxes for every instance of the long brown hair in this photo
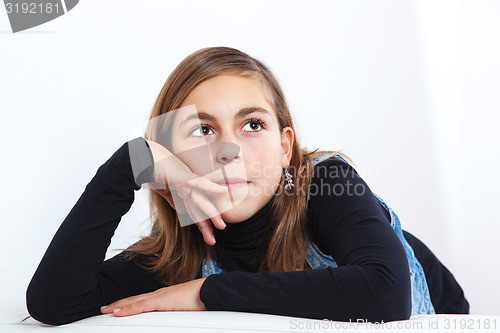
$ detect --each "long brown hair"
[124,46,354,285]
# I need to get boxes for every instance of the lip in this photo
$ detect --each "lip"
[214,177,250,185]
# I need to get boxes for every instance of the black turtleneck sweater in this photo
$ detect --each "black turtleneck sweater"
[26,137,469,326]
[211,199,273,273]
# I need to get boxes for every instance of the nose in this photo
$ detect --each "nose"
[213,142,240,166]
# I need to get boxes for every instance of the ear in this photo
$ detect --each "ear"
[280,127,294,169]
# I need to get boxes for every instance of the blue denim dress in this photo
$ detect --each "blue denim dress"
[201,152,435,316]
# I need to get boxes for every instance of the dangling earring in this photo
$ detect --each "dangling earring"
[284,167,294,190]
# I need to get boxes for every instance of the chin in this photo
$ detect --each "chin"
[219,200,258,223]
[221,210,253,224]
[205,186,252,222]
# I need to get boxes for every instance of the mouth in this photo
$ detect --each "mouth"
[215,177,251,190]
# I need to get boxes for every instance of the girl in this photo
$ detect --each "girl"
[26,46,469,326]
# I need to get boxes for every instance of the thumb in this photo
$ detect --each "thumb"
[155,188,187,214]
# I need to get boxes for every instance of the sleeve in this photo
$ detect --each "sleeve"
[402,230,470,314]
[26,137,164,326]
[199,157,412,323]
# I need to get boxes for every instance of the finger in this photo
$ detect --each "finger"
[155,187,188,215]
[169,189,188,214]
[101,293,149,314]
[195,218,216,246]
[113,298,161,317]
[190,188,226,230]
[185,200,215,245]
[184,198,207,225]
[175,184,192,200]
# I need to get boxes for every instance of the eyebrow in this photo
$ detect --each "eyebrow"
[180,107,272,126]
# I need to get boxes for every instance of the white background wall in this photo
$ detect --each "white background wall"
[1,0,498,321]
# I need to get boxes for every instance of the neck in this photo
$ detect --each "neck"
[211,199,273,271]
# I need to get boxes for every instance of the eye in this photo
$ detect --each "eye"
[242,118,265,133]
[189,124,214,137]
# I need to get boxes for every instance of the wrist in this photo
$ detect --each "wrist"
[128,137,155,187]
[146,140,173,162]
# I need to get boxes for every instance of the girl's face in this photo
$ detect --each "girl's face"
[171,74,293,223]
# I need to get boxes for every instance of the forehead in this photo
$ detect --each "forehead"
[180,74,275,117]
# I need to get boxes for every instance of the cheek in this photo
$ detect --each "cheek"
[246,147,283,183]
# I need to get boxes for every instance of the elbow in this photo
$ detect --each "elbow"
[26,282,94,326]
[361,288,411,323]
[26,295,57,326]
[372,272,412,322]
[26,284,66,326]
[27,305,68,326]
[377,286,412,322]
[352,263,412,323]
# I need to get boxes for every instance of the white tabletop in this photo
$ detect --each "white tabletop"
[2,308,499,333]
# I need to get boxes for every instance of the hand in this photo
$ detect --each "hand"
[100,278,208,317]
[146,140,228,245]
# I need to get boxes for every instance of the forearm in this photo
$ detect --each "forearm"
[200,263,410,323]
[26,138,156,325]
